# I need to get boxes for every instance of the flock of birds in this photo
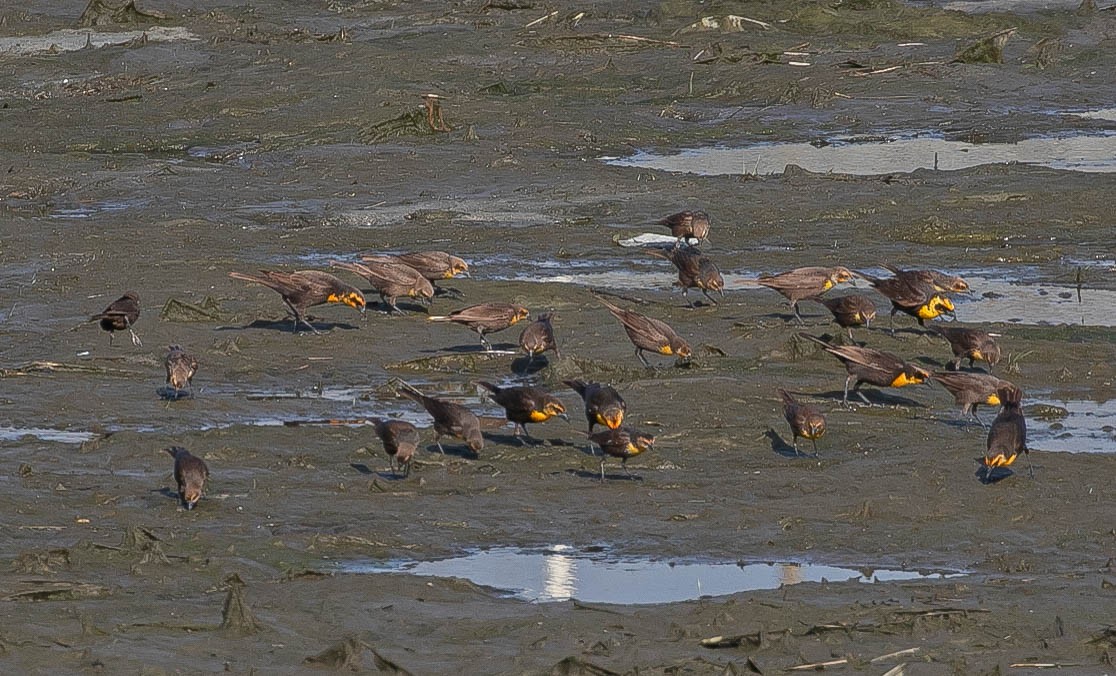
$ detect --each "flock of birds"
[86,210,1031,510]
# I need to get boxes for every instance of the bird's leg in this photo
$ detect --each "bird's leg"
[791,436,803,457]
[599,459,607,482]
[124,317,142,346]
[842,375,854,407]
[702,288,718,305]
[792,302,804,325]
[434,434,446,455]
[637,349,651,368]
[479,332,492,351]
[811,437,820,458]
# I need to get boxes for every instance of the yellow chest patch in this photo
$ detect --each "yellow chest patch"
[528,410,552,423]
[970,349,984,361]
[985,451,1018,468]
[917,303,944,320]
[326,293,342,303]
[890,372,923,388]
[985,393,1001,406]
[822,280,834,291]
[659,345,673,355]
[623,443,648,457]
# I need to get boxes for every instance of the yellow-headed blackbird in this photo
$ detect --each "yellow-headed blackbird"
[589,427,656,481]
[228,270,366,334]
[564,379,627,433]
[165,446,208,510]
[91,291,141,346]
[882,264,970,294]
[519,312,560,363]
[934,325,1001,372]
[799,333,930,405]
[778,389,826,456]
[164,345,198,393]
[648,246,724,306]
[814,294,877,341]
[477,381,567,443]
[757,267,854,323]
[429,302,530,350]
[983,385,1031,478]
[330,260,433,314]
[594,294,691,367]
[861,272,954,331]
[396,381,484,455]
[372,418,419,477]
[659,210,710,244]
[363,251,469,281]
[930,371,1015,425]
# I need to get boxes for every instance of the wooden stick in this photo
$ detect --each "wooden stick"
[788,658,848,671]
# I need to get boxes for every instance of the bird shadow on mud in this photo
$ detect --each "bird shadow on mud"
[421,342,517,354]
[814,389,927,408]
[762,429,812,459]
[350,463,407,480]
[366,299,429,315]
[218,318,362,333]
[156,386,193,401]
[484,432,577,449]
[976,464,1014,484]
[422,443,479,460]
[565,468,643,482]
[511,355,550,375]
[152,487,179,501]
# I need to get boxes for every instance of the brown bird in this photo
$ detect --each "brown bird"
[648,246,724,306]
[934,325,1001,372]
[757,267,854,323]
[564,379,627,434]
[395,381,484,456]
[931,371,1015,426]
[428,302,530,350]
[658,210,710,244]
[330,259,433,314]
[228,270,366,334]
[982,385,1031,480]
[799,333,930,406]
[362,251,469,297]
[164,345,198,394]
[778,389,826,456]
[165,446,208,510]
[883,264,970,294]
[477,381,567,443]
[861,272,954,331]
[589,427,656,481]
[814,294,877,341]
[372,419,419,477]
[594,294,691,367]
[91,291,141,346]
[518,312,560,366]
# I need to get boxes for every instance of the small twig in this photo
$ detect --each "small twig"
[525,11,557,28]
[788,658,848,671]
[870,647,921,663]
[1009,663,1085,669]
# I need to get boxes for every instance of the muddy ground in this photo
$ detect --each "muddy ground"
[2,1,1116,673]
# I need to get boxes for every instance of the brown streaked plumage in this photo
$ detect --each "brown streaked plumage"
[778,389,826,456]
[564,379,627,434]
[931,371,1014,426]
[165,446,208,510]
[594,294,691,367]
[477,381,567,443]
[372,419,419,477]
[164,345,198,393]
[396,381,484,455]
[330,260,433,314]
[518,312,560,363]
[658,210,710,244]
[815,294,877,340]
[648,246,724,306]
[982,385,1031,479]
[428,302,530,350]
[589,427,656,481]
[799,333,930,406]
[882,264,970,294]
[91,291,141,346]
[228,270,366,334]
[934,325,1001,372]
[363,251,469,281]
[861,272,954,331]
[757,267,854,323]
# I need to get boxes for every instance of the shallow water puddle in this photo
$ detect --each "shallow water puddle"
[339,546,963,604]
[605,133,1116,176]
[1028,400,1116,454]
[953,276,1116,327]
[0,427,98,444]
[0,27,198,56]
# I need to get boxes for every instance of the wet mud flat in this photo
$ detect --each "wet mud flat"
[3,0,1116,673]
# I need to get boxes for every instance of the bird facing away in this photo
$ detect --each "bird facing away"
[883,264,970,294]
[930,371,1015,426]
[395,381,484,456]
[589,427,656,481]
[164,345,198,393]
[166,447,208,510]
[228,270,366,334]
[91,291,141,346]
[815,294,877,341]
[564,379,627,434]
[861,271,954,331]
[330,260,433,314]
[799,333,930,406]
[518,312,560,364]
[372,419,419,477]
[593,293,691,367]
[477,381,567,443]
[778,389,826,456]
[757,267,854,323]
[934,326,1001,372]
[658,210,710,244]
[428,302,530,350]
[648,246,724,306]
[983,385,1031,478]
